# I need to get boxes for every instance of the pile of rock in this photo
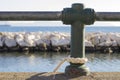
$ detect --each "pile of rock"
[0,32,70,52]
[0,32,120,53]
[86,32,120,53]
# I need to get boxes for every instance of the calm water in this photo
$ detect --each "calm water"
[0,26,120,32]
[0,52,120,72]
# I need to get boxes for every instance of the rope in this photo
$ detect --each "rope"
[53,57,88,72]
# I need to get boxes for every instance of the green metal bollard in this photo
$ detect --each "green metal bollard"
[62,3,95,77]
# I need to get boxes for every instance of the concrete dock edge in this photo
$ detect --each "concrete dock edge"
[0,72,120,80]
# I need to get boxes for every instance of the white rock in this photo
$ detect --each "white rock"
[24,33,36,47]
[91,35,100,46]
[98,41,112,47]
[108,33,120,46]
[85,40,94,47]
[15,34,29,47]
[4,36,17,47]
[50,36,60,46]
[49,32,70,46]
[99,34,111,43]
[111,40,118,46]
[56,37,70,46]
[85,32,94,41]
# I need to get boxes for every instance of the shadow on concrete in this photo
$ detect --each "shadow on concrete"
[26,72,92,80]
[26,72,68,80]
[26,72,94,80]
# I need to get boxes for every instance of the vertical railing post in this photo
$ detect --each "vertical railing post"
[62,3,95,77]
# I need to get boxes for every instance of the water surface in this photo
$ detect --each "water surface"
[0,52,120,72]
[0,26,120,32]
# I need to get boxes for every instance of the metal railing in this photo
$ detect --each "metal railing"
[0,11,61,20]
[0,12,120,21]
[0,3,120,77]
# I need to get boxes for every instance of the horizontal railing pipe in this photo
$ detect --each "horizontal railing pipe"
[0,12,120,21]
[0,11,61,21]
[96,12,120,21]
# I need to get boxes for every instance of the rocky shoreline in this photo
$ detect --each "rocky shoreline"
[0,32,120,53]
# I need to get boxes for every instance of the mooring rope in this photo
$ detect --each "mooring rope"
[53,57,88,72]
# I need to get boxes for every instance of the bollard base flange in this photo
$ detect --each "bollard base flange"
[65,64,90,77]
